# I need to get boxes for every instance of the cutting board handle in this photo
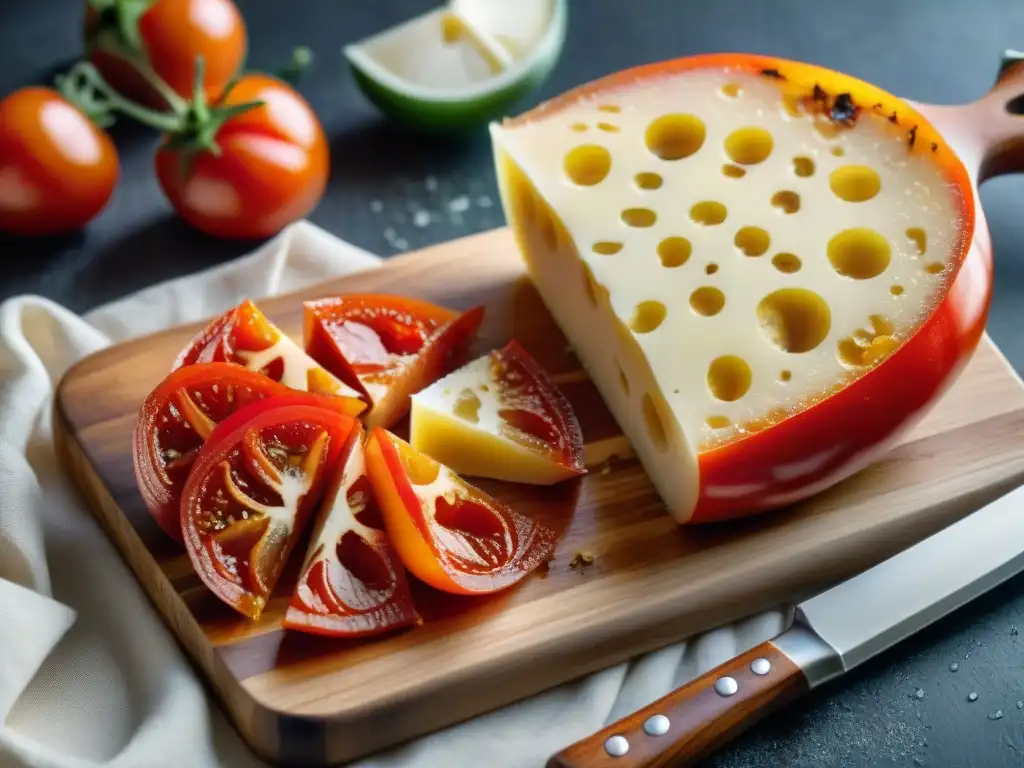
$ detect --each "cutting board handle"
[937,49,1024,181]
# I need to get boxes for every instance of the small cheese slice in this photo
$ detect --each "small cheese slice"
[409,339,585,485]
[490,62,965,522]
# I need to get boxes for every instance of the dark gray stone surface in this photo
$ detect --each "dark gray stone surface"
[4,1,1024,765]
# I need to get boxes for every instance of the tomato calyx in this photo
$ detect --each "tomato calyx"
[85,0,150,60]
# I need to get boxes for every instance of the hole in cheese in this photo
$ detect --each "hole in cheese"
[565,145,612,186]
[705,263,719,275]
[645,114,706,160]
[635,172,663,190]
[398,443,441,485]
[814,118,842,140]
[582,262,600,307]
[690,201,727,226]
[658,236,691,268]
[599,104,622,113]
[453,388,481,423]
[721,83,742,98]
[630,301,667,333]
[772,252,802,273]
[925,261,946,275]
[779,369,792,382]
[571,123,588,132]
[906,227,927,255]
[793,156,815,177]
[735,226,770,256]
[757,288,831,354]
[830,165,881,202]
[828,228,891,279]
[598,122,620,133]
[725,127,773,164]
[831,145,845,157]
[770,190,801,214]
[690,286,725,316]
[838,315,898,368]
[890,284,905,296]
[642,392,669,450]
[622,207,657,227]
[707,355,752,401]
[706,415,731,429]
[593,241,623,255]
[721,163,746,178]
[617,362,630,395]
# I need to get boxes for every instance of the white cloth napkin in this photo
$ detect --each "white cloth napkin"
[0,221,788,768]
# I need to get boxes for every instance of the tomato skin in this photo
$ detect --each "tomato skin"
[85,0,247,108]
[365,428,557,595]
[0,87,118,236]
[181,398,357,619]
[133,364,362,542]
[284,425,421,638]
[304,295,484,429]
[155,74,329,239]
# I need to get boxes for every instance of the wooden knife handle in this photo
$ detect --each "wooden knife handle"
[546,641,808,768]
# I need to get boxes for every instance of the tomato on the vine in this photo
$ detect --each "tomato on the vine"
[0,87,118,236]
[84,0,247,109]
[155,73,329,239]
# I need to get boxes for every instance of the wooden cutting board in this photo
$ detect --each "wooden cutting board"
[54,225,1024,767]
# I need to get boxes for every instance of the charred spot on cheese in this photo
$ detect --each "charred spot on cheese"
[490,62,964,522]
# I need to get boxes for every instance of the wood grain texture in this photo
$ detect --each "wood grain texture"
[53,226,1024,766]
[546,641,808,768]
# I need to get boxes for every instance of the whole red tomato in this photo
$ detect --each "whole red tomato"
[0,87,119,236]
[155,73,329,239]
[85,0,247,108]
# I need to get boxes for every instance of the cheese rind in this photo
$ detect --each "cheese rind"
[491,61,966,523]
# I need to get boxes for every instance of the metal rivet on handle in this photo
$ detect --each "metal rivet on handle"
[604,735,629,757]
[751,657,771,676]
[714,676,739,696]
[643,714,670,736]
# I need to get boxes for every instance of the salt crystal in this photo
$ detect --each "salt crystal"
[949,663,959,672]
[477,195,493,208]
[448,195,471,213]
[990,710,1004,721]
[413,210,431,228]
[370,199,383,213]
[914,689,925,700]
[968,692,979,702]
[425,175,438,192]
[1017,701,1023,710]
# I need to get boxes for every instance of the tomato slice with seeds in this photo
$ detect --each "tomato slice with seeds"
[284,423,420,637]
[181,397,357,619]
[364,428,557,595]
[175,299,366,402]
[303,294,484,429]
[133,362,364,543]
[409,339,586,485]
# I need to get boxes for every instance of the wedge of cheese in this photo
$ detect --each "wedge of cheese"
[490,54,985,524]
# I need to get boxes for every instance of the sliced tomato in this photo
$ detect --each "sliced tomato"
[133,362,363,543]
[364,428,556,595]
[181,397,357,619]
[174,299,366,403]
[303,294,484,429]
[284,423,420,637]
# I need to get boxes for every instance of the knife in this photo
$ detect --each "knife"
[546,482,1024,768]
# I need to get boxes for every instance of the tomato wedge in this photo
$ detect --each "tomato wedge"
[181,396,357,619]
[284,423,420,637]
[175,299,365,402]
[133,362,364,543]
[364,428,557,595]
[410,339,586,485]
[303,294,484,429]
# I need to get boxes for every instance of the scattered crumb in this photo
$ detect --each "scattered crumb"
[949,663,959,672]
[569,551,595,570]
[1017,701,1022,710]
[913,689,925,700]
[968,692,979,702]
[990,710,1004,721]
[413,210,431,228]
[370,199,383,213]
[448,195,471,213]
[600,464,612,475]
[538,558,554,576]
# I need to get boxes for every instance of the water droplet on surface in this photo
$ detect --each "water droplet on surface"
[949,663,959,672]
[989,710,1004,721]
[968,692,979,702]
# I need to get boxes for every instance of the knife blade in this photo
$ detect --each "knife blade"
[546,482,1024,768]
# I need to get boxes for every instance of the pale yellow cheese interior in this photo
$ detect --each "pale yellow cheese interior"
[490,68,961,521]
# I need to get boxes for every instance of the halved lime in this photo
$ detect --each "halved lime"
[344,0,567,133]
